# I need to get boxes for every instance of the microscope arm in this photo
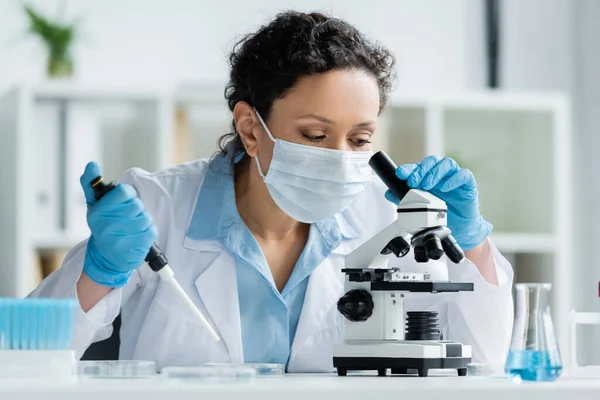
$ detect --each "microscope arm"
[345,220,408,270]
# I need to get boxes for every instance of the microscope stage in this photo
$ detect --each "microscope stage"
[370,281,474,292]
[333,341,471,377]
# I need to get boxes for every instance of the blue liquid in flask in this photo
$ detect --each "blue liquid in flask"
[505,350,562,381]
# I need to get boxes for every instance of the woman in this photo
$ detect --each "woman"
[31,11,513,372]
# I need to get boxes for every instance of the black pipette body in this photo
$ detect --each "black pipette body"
[90,176,168,272]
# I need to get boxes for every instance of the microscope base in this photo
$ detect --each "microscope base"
[333,341,471,377]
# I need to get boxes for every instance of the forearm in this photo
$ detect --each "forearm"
[76,271,113,312]
[464,239,498,285]
[28,242,125,356]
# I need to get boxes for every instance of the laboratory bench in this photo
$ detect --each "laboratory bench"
[1,374,600,400]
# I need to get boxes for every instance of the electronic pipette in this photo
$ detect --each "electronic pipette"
[90,175,220,342]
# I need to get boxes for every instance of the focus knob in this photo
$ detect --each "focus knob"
[337,289,374,322]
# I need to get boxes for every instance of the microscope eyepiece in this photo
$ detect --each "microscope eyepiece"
[369,151,411,202]
[441,235,465,264]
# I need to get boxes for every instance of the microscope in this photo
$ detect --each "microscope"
[332,151,473,377]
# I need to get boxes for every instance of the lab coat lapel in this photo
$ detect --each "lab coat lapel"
[290,256,344,358]
[184,237,244,364]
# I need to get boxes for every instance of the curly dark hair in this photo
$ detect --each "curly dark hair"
[218,10,396,159]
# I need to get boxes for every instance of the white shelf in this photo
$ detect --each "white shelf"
[20,82,169,102]
[174,87,232,161]
[490,233,556,253]
[0,84,174,298]
[174,84,227,105]
[389,90,568,111]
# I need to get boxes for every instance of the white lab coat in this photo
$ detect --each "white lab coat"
[29,158,514,372]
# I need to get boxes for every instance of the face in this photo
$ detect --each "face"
[234,69,381,172]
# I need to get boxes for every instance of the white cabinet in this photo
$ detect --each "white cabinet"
[0,84,173,297]
[173,86,231,163]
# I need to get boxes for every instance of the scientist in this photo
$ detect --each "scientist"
[31,11,514,372]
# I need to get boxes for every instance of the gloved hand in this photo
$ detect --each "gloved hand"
[80,162,158,288]
[384,155,492,251]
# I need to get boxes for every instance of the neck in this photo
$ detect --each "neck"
[234,156,308,240]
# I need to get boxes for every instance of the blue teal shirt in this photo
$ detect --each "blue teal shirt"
[186,153,356,366]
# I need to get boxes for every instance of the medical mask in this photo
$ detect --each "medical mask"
[253,108,373,223]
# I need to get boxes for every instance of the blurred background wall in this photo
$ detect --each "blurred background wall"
[0,0,486,92]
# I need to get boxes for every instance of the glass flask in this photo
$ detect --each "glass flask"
[505,283,562,381]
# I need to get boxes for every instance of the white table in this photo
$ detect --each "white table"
[1,374,600,400]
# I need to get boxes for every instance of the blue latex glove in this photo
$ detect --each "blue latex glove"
[384,156,492,251]
[80,162,158,288]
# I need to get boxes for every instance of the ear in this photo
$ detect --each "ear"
[233,101,259,157]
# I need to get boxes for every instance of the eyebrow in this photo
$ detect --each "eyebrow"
[297,113,375,127]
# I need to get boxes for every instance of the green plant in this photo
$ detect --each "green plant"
[24,3,77,78]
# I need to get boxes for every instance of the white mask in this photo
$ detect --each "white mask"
[253,108,373,223]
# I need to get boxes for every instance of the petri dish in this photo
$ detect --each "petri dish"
[466,363,505,378]
[78,360,157,379]
[161,366,256,383]
[204,363,285,376]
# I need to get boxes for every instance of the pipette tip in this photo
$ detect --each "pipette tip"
[157,266,220,342]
